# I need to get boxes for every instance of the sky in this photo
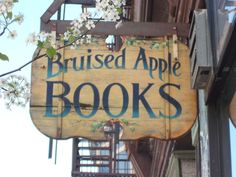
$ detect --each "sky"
[231,122,236,177]
[0,1,235,177]
[0,1,72,177]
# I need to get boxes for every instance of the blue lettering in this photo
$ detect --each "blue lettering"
[73,83,99,118]
[103,83,129,118]
[133,47,148,70]
[132,83,156,118]
[47,53,64,79]
[45,81,71,117]
[159,83,182,118]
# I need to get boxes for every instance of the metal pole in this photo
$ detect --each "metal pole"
[54,140,58,164]
[48,138,53,159]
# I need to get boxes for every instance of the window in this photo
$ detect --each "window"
[207,0,236,64]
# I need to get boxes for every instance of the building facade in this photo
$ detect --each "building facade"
[39,0,236,176]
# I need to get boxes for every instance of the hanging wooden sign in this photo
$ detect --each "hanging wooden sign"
[229,92,236,127]
[30,37,197,140]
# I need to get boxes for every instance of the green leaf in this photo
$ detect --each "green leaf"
[130,127,135,132]
[13,0,19,3]
[117,8,123,14]
[126,39,136,46]
[7,12,13,19]
[46,47,57,58]
[151,42,160,49]
[121,119,129,126]
[7,83,15,88]
[37,41,44,48]
[164,41,169,47]
[68,36,76,44]
[91,122,104,132]
[0,52,9,61]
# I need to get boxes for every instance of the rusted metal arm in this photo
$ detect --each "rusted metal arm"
[41,20,190,37]
[65,0,95,5]
[41,0,66,23]
[41,0,96,23]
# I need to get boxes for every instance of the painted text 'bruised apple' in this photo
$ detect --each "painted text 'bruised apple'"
[45,47,182,119]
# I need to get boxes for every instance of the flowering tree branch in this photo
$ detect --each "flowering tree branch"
[0,18,101,78]
[0,17,101,108]
[0,0,24,61]
[0,0,126,108]
[0,26,7,36]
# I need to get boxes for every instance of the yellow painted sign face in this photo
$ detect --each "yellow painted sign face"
[30,38,197,140]
[229,92,236,127]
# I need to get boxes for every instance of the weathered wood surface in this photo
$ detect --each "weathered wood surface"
[30,38,197,140]
[229,92,236,127]
[41,21,190,37]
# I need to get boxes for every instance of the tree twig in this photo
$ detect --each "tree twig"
[0,14,21,36]
[1,87,8,91]
[0,26,7,36]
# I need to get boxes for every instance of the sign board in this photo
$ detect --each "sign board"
[30,37,197,140]
[229,92,236,127]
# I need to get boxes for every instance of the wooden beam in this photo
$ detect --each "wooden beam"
[224,1,236,7]
[65,0,95,5]
[204,20,236,177]
[150,140,175,177]
[41,0,96,24]
[41,20,190,37]
[41,0,66,23]
[206,23,236,103]
[207,101,232,177]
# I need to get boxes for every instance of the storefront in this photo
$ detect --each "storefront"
[31,0,236,176]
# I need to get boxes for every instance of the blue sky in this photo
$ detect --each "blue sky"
[0,1,72,177]
[230,121,236,177]
[0,1,235,177]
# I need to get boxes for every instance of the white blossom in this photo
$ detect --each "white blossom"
[96,0,125,21]
[14,13,24,25]
[0,3,7,14]
[0,78,3,86]
[85,20,95,30]
[86,35,92,43]
[115,20,123,29]
[26,0,126,51]
[38,31,49,42]
[0,0,14,14]
[70,44,76,49]
[39,31,56,48]
[0,75,30,109]
[26,31,56,49]
[63,31,70,41]
[7,30,17,39]
[71,19,83,29]
[80,12,91,21]
[26,32,38,45]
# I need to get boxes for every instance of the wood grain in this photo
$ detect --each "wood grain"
[229,92,236,127]
[30,37,197,140]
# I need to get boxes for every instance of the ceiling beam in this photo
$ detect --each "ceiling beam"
[41,20,190,37]
[206,24,236,103]
[41,0,66,23]
[65,0,95,5]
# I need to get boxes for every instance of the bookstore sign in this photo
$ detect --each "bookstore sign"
[30,38,197,140]
[229,93,236,127]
